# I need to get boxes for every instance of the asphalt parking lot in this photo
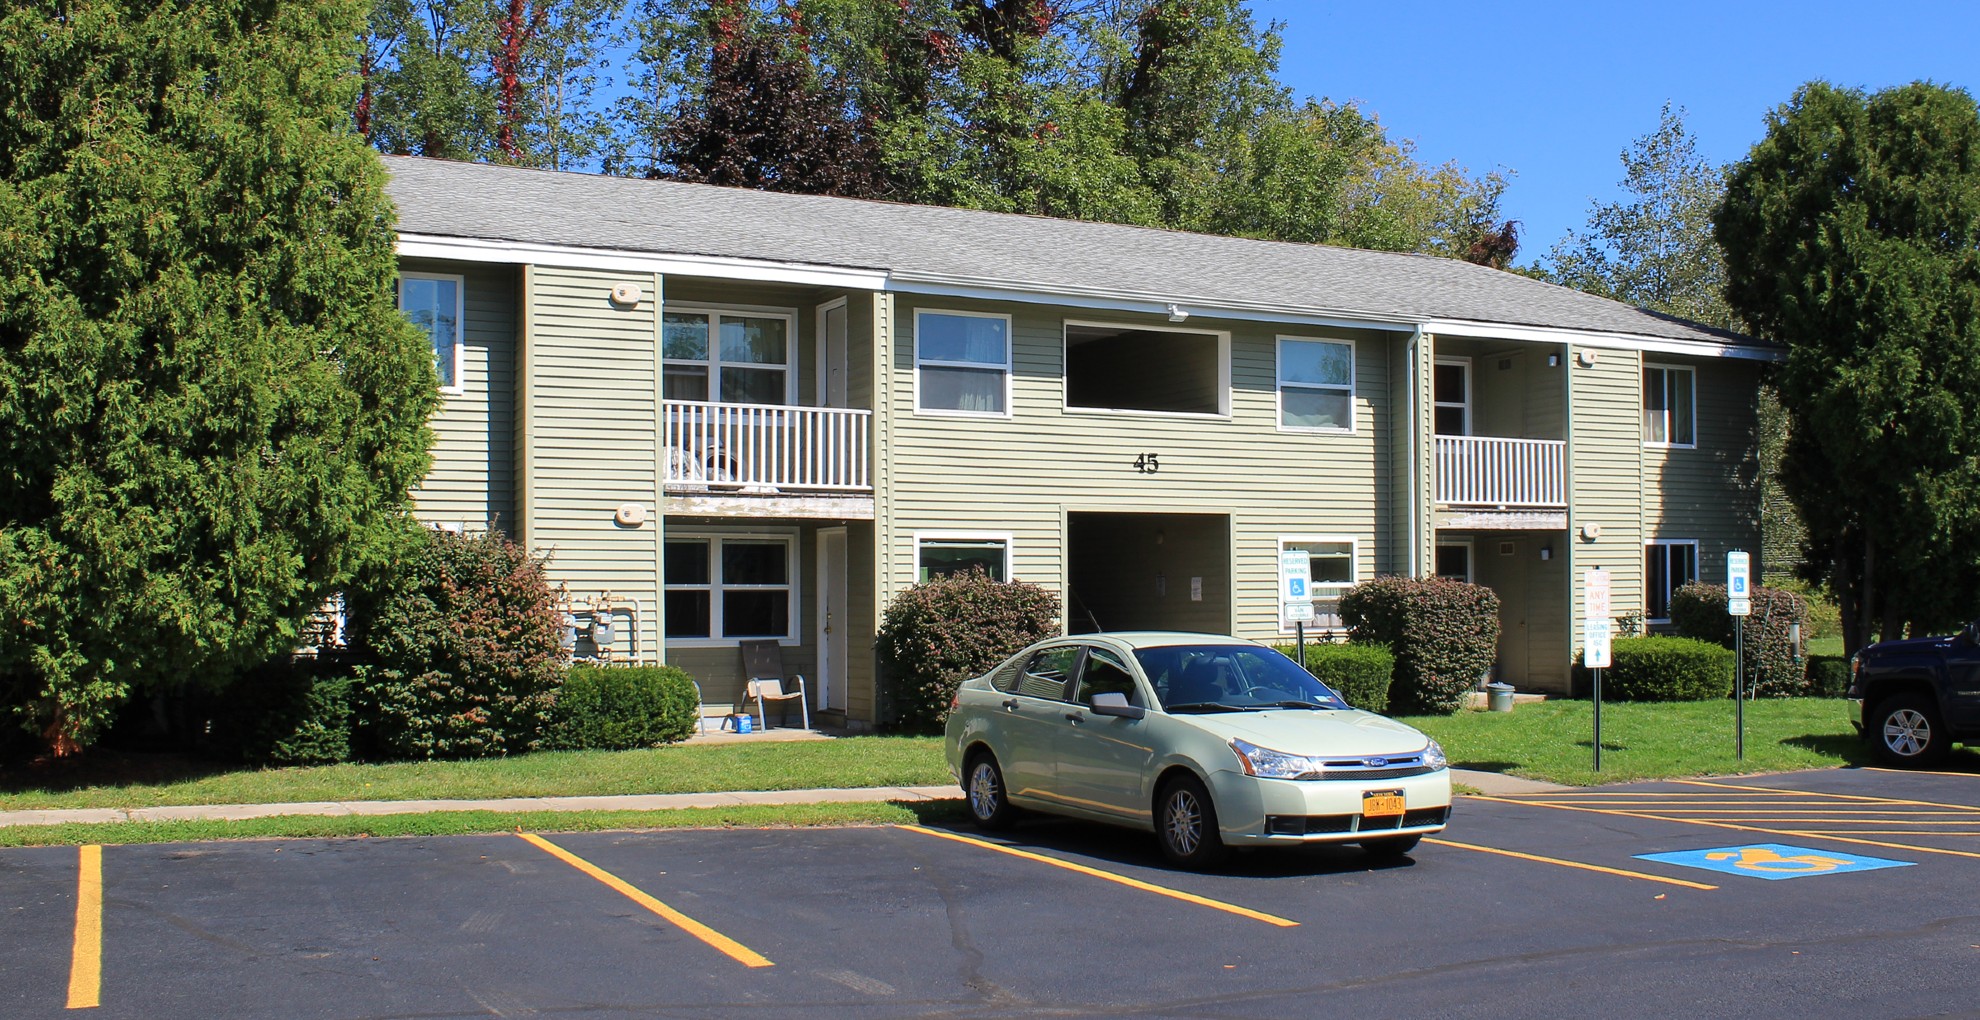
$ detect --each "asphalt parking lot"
[7,766,1980,1019]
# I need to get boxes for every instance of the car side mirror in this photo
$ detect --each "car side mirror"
[1088,692,1145,720]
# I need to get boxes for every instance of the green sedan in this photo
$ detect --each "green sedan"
[944,632,1452,868]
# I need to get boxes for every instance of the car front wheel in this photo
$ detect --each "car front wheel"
[965,752,1018,829]
[1871,693,1951,767]
[1156,774,1227,869]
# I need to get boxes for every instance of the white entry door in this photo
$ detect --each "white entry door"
[816,527,849,711]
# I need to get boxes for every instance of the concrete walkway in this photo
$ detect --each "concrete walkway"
[0,769,1557,828]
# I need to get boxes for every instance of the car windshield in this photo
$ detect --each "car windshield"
[1132,645,1345,713]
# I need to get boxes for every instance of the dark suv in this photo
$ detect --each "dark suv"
[1848,620,1980,766]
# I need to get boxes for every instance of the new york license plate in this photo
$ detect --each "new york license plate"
[1362,789,1406,818]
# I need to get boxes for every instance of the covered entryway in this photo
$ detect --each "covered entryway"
[1443,529,1571,692]
[1066,512,1231,634]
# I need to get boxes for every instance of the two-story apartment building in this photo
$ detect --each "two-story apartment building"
[383,155,1775,728]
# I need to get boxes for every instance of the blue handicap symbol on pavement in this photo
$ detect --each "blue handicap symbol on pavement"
[1635,843,1914,881]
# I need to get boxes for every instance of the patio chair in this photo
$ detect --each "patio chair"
[739,639,810,731]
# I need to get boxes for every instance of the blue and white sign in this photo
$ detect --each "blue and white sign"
[1279,551,1314,627]
[1727,551,1752,616]
[1636,843,1913,881]
[1584,618,1612,669]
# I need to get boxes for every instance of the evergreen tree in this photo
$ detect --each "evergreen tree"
[0,0,437,752]
[1717,81,1980,654]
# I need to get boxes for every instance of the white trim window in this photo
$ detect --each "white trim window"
[1644,539,1699,623]
[915,532,1014,582]
[1434,541,1473,582]
[1280,536,1357,631]
[1643,363,1697,447]
[1278,337,1355,431]
[663,307,796,405]
[664,533,798,644]
[916,309,1011,415]
[400,272,465,393]
[1433,357,1471,436]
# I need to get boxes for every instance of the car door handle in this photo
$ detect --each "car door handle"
[1002,698,1020,711]
[1064,712,1084,723]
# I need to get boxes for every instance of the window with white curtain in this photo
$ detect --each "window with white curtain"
[1643,364,1696,447]
[916,310,1010,414]
[1278,338,1355,431]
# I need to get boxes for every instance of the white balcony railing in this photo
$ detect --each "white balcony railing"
[1435,435,1566,508]
[663,400,872,493]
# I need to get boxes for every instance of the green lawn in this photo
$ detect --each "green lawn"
[1403,697,1864,786]
[1807,636,1845,657]
[1,736,952,811]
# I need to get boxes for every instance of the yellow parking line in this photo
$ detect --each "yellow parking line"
[1797,830,1980,837]
[517,833,772,968]
[1674,780,1980,815]
[67,844,102,1010]
[1471,793,1980,861]
[1611,810,1976,818]
[1860,766,1980,779]
[895,825,1298,928]
[1423,838,1717,890]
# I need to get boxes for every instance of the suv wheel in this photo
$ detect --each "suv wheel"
[965,752,1017,830]
[1156,774,1228,869]
[1871,693,1951,767]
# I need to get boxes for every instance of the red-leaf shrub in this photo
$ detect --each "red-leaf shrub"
[877,569,1060,732]
[1339,576,1501,714]
[345,526,567,759]
[1669,582,1809,696]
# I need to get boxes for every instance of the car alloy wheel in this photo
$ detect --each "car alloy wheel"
[1156,774,1226,868]
[1873,693,1950,767]
[966,753,1016,829]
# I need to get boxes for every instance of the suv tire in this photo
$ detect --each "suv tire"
[1870,693,1951,767]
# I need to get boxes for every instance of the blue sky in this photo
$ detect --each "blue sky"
[1250,0,1980,267]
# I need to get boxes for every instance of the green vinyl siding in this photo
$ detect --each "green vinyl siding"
[1568,347,1646,652]
[1643,358,1764,602]
[408,259,517,531]
[526,266,662,661]
[878,298,1404,646]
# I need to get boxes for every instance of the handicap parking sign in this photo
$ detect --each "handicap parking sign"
[1635,843,1914,881]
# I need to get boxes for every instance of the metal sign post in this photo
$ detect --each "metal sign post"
[1728,551,1751,760]
[1585,568,1612,772]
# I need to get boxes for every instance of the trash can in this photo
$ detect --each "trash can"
[1486,682,1515,713]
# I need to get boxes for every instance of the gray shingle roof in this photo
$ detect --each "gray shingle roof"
[382,155,1756,348]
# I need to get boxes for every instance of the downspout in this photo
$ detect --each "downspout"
[1406,326,1423,578]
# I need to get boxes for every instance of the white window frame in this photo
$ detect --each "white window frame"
[1434,539,1474,582]
[1433,356,1472,436]
[1063,319,1232,419]
[1644,538,1700,624]
[1276,336,1356,433]
[662,304,799,406]
[914,308,1013,418]
[1278,535,1358,634]
[1643,363,1697,449]
[400,271,465,395]
[663,530,801,647]
[913,531,1016,583]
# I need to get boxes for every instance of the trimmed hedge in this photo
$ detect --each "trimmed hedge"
[346,526,567,760]
[1339,576,1500,714]
[1274,642,1394,712]
[1670,582,1810,696]
[877,569,1061,732]
[546,665,699,750]
[1604,636,1735,701]
[1806,655,1851,698]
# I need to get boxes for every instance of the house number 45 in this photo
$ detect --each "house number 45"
[1133,453,1161,474]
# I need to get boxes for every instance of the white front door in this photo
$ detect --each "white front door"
[816,527,848,711]
[817,299,849,409]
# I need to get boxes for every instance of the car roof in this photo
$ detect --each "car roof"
[1064,632,1263,651]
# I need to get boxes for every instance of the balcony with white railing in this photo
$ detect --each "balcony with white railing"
[1435,435,1566,508]
[663,400,872,494]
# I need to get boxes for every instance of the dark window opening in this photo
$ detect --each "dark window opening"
[1066,325,1220,415]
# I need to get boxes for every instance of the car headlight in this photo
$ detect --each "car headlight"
[1229,738,1323,779]
[1422,738,1448,771]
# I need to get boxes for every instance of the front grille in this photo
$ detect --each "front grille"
[1265,814,1355,835]
[1296,765,1437,781]
[1403,806,1452,828]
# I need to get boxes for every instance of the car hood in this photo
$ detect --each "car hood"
[1171,708,1430,759]
[1859,635,1953,660]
